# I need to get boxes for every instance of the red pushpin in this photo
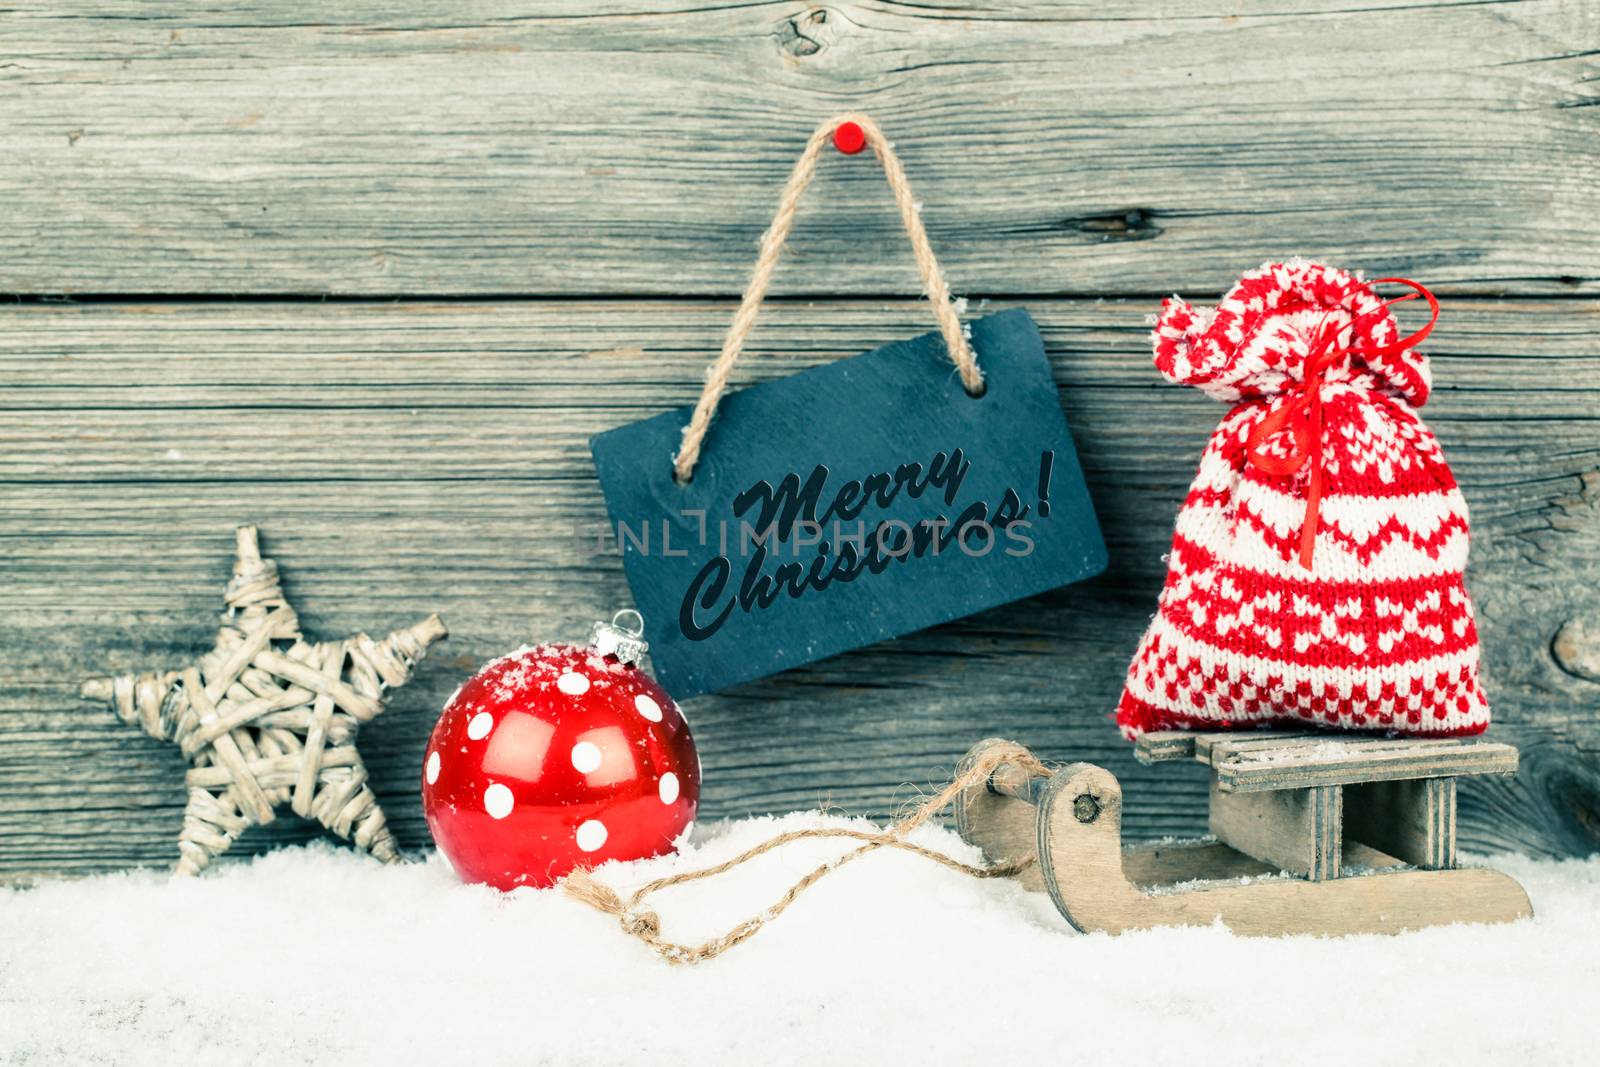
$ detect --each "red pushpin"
[832,120,866,156]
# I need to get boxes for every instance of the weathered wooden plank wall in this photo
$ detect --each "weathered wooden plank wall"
[2,1,1597,878]
[5,0,1597,296]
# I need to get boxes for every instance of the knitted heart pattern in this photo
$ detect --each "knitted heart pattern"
[1116,261,1489,739]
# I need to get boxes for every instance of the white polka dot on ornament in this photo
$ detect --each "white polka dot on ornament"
[570,740,602,773]
[575,819,607,852]
[658,771,680,804]
[483,783,515,819]
[557,671,590,696]
[425,750,440,784]
[466,712,494,740]
[634,694,662,722]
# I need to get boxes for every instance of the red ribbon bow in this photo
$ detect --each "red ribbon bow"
[1244,278,1439,571]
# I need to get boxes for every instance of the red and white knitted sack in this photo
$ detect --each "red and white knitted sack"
[1116,261,1489,739]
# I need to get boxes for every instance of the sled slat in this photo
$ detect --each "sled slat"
[1208,737,1518,793]
[988,761,1050,806]
[1194,732,1316,762]
[1341,841,1406,872]
[1120,841,1277,887]
[1209,781,1343,881]
[1133,731,1196,764]
[1346,777,1459,870]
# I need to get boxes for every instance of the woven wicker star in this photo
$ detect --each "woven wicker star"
[81,525,447,875]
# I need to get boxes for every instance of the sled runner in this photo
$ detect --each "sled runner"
[954,734,1532,936]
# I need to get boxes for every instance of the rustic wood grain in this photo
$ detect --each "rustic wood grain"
[1209,736,1520,793]
[1346,777,1458,870]
[1209,781,1343,881]
[2,297,1596,877]
[1,1,1596,296]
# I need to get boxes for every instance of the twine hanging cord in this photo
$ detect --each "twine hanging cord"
[672,113,985,484]
[562,741,1048,965]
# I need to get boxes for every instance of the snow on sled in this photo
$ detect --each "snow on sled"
[954,734,1532,937]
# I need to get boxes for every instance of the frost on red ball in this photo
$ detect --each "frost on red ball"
[422,642,699,890]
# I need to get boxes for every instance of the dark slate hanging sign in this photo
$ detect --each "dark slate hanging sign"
[590,308,1107,699]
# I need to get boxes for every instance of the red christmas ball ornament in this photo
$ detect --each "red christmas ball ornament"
[422,610,699,890]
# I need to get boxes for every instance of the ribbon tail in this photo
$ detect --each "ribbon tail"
[1297,404,1325,570]
[1297,484,1321,569]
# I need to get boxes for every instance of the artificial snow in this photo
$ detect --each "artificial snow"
[1,813,1596,1066]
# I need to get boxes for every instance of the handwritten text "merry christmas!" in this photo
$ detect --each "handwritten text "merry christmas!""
[638,448,1058,641]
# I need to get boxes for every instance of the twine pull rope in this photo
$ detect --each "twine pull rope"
[562,741,1049,965]
[673,112,984,484]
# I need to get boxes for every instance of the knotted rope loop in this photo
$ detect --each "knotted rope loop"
[562,741,1049,965]
[673,112,983,484]
[1245,278,1439,570]
[622,910,662,938]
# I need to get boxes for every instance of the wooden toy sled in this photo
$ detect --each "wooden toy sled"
[955,733,1533,937]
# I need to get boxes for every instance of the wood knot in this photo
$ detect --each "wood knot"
[1073,793,1101,824]
[1554,617,1600,683]
[1062,208,1162,242]
[776,8,835,59]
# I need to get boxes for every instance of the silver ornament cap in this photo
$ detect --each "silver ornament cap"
[590,609,648,667]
